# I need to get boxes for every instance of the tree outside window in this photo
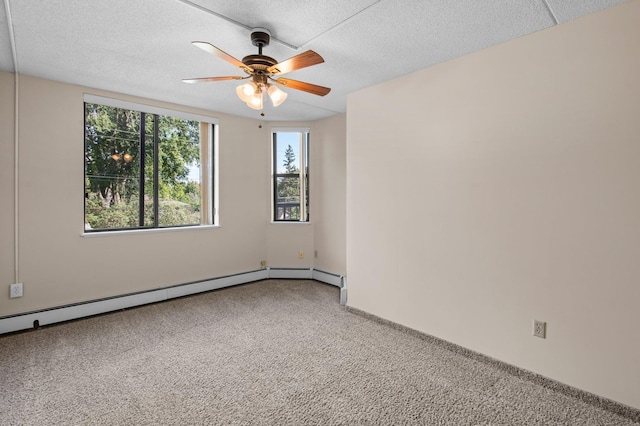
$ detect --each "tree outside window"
[84,103,211,231]
[273,130,309,222]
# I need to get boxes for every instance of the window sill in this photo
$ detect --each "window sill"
[82,224,220,237]
[269,221,312,225]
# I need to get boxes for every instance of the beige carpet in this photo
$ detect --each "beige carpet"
[1,279,638,425]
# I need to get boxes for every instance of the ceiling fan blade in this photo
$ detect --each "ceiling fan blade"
[273,78,331,96]
[267,50,324,75]
[182,76,245,83]
[192,41,252,73]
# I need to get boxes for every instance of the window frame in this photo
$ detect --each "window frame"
[272,128,310,223]
[83,94,218,233]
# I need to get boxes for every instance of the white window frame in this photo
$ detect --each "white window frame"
[271,127,310,223]
[83,94,219,233]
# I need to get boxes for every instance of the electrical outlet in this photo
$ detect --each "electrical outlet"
[10,283,23,299]
[260,260,266,268]
[533,320,546,339]
[298,251,304,259]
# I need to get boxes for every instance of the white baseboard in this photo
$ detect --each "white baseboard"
[166,270,269,299]
[266,268,347,305]
[311,269,343,288]
[267,267,313,280]
[0,268,347,334]
[0,269,268,335]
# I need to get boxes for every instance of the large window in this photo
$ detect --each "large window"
[272,129,309,222]
[84,97,216,232]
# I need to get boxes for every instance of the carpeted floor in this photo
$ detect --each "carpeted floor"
[0,279,638,425]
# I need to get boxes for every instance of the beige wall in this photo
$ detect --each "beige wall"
[2,75,270,316]
[267,223,315,268]
[346,1,640,409]
[265,121,315,268]
[265,117,347,274]
[0,73,347,318]
[312,114,347,275]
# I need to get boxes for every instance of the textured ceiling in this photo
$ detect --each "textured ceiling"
[0,0,630,122]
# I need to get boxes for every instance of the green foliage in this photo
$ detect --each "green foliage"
[84,104,202,229]
[283,144,299,174]
[85,195,140,229]
[159,199,200,227]
[277,144,300,202]
[85,104,141,204]
[85,194,200,230]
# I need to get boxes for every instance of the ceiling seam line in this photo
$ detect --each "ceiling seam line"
[3,0,19,73]
[298,0,388,49]
[174,0,299,50]
[541,0,559,25]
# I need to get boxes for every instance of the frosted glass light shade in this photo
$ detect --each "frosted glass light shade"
[247,92,263,110]
[267,85,287,107]
[236,82,257,102]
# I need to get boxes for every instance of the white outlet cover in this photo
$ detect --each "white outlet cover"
[10,283,23,298]
[533,320,546,338]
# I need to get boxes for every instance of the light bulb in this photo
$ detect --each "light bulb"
[243,82,256,96]
[247,93,263,110]
[236,82,257,103]
[267,85,288,107]
[247,88,264,110]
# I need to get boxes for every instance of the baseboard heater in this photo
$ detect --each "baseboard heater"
[0,268,346,335]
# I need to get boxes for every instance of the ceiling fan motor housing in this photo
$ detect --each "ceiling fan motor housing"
[242,54,277,71]
[250,28,271,48]
[244,28,276,75]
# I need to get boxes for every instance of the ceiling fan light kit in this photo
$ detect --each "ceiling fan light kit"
[183,28,330,111]
[267,85,287,107]
[236,81,257,102]
[247,86,264,110]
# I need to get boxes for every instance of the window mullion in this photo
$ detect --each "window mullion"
[138,112,146,227]
[273,133,278,222]
[299,132,306,222]
[305,132,309,222]
[153,115,160,227]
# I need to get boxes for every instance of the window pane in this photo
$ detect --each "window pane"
[157,115,201,227]
[305,173,309,222]
[85,103,210,231]
[305,133,309,221]
[276,176,300,220]
[84,104,142,230]
[276,133,301,174]
[272,130,309,222]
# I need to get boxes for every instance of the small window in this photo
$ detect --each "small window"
[84,98,216,231]
[272,129,309,222]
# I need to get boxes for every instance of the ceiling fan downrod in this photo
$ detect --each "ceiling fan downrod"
[250,28,271,55]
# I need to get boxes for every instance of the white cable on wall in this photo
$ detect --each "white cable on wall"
[4,0,20,285]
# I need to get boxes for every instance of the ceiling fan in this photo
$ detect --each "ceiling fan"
[183,28,331,110]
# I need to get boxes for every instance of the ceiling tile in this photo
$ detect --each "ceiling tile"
[187,0,381,47]
[1,0,631,121]
[0,5,14,72]
[308,0,556,95]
